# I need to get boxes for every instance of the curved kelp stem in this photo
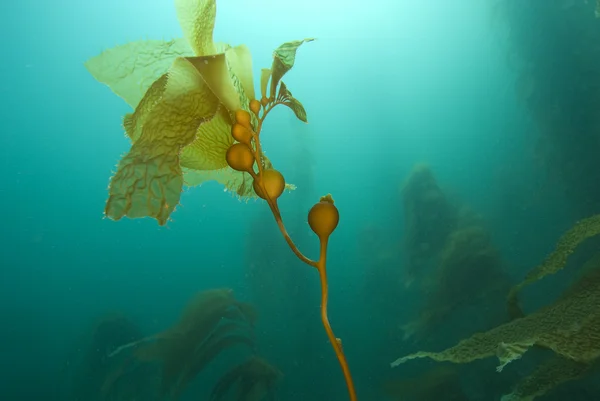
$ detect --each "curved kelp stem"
[225,102,357,401]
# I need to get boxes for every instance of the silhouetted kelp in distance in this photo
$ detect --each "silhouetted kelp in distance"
[103,288,277,400]
[390,214,600,401]
[399,164,512,342]
[401,164,458,286]
[65,313,157,401]
[211,356,282,401]
[84,0,356,399]
[68,289,281,401]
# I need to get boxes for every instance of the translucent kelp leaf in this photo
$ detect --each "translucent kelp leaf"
[270,38,314,97]
[225,45,255,101]
[186,54,241,112]
[174,0,217,56]
[85,39,193,108]
[183,167,255,198]
[260,69,271,100]
[123,74,168,142]
[183,163,295,200]
[105,57,220,225]
[180,106,233,170]
[277,81,307,123]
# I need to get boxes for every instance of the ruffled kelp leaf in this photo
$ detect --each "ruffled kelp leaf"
[85,39,193,108]
[507,214,600,306]
[186,53,241,112]
[260,69,271,100]
[180,106,233,170]
[105,57,221,225]
[123,74,168,142]
[269,38,314,97]
[174,0,217,56]
[184,167,255,197]
[177,44,295,196]
[390,261,600,371]
[88,0,305,224]
[500,356,592,401]
[277,81,307,123]
[225,45,255,101]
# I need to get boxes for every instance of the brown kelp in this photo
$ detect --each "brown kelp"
[86,1,356,397]
[391,215,600,400]
[210,356,282,401]
[107,289,256,399]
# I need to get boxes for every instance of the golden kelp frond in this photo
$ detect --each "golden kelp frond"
[225,45,255,101]
[508,214,600,304]
[180,106,234,170]
[260,39,313,123]
[186,53,242,112]
[391,264,600,370]
[210,356,282,401]
[383,365,468,401]
[105,57,221,225]
[85,39,193,108]
[183,167,256,197]
[174,0,217,56]
[182,152,296,199]
[500,355,592,401]
[269,39,314,98]
[122,74,168,143]
[88,0,310,223]
[276,82,307,122]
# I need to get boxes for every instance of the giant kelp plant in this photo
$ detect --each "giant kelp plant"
[84,0,356,399]
[403,221,512,342]
[390,214,600,401]
[65,314,155,401]
[400,164,511,342]
[95,288,281,401]
[401,164,458,285]
[211,356,282,401]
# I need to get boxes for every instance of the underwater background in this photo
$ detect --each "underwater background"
[3,0,600,400]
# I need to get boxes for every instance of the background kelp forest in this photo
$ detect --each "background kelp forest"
[2,0,600,401]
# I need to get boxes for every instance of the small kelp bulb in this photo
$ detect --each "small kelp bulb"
[231,123,253,145]
[235,110,252,130]
[250,99,261,115]
[253,169,285,200]
[308,195,339,239]
[226,143,255,173]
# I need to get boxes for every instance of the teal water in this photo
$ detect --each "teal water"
[2,1,600,400]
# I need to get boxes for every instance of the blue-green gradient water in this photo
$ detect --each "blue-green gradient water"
[3,0,600,400]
